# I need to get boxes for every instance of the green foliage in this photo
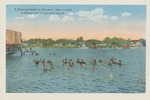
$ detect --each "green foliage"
[76,36,84,42]
[103,37,111,45]
[111,37,126,47]
[23,36,145,48]
[140,39,146,47]
[56,39,75,45]
[85,39,101,46]
[27,38,54,46]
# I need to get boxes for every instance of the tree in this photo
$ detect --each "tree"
[140,39,146,47]
[56,39,69,45]
[76,36,84,42]
[127,38,131,44]
[47,38,54,46]
[103,37,111,46]
[111,37,126,47]
[85,39,100,46]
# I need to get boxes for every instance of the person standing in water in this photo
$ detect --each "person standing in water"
[118,60,122,67]
[92,59,97,71]
[35,58,39,64]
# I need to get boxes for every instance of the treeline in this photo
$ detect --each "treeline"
[23,36,146,47]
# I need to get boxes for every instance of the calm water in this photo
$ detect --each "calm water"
[6,48,146,93]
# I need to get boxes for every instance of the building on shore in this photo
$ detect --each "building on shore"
[6,30,22,55]
[130,40,143,47]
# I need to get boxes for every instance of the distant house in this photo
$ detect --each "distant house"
[130,40,143,47]
[91,43,97,49]
[53,42,63,46]
[68,42,76,46]
[131,40,140,43]
[96,43,106,46]
[111,42,117,49]
[38,43,43,46]
[122,44,130,49]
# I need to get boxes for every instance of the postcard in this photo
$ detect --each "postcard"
[1,0,150,100]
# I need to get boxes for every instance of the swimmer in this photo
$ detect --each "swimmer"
[49,63,55,71]
[108,60,113,66]
[62,59,68,65]
[118,60,122,67]
[47,60,52,63]
[98,59,102,63]
[80,59,86,66]
[76,58,80,64]
[92,59,97,66]
[43,66,48,71]
[35,58,39,64]
[70,60,74,67]
[36,53,39,56]
[91,59,97,71]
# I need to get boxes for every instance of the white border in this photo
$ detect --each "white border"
[4,0,147,5]
[0,0,150,100]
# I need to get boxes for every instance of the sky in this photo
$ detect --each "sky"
[6,5,146,40]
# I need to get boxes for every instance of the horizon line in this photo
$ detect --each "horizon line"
[23,36,146,41]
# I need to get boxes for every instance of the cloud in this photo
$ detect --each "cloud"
[77,8,118,23]
[47,8,118,23]
[91,8,104,15]
[121,12,132,17]
[78,8,104,17]
[78,11,90,17]
[110,16,119,20]
[15,17,25,20]
[48,15,75,23]
[62,16,75,22]
[26,14,40,19]
[48,15,61,22]
[68,12,75,16]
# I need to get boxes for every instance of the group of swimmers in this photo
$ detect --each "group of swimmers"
[61,58,99,71]
[61,58,74,70]
[32,51,122,71]
[49,52,56,56]
[108,57,122,66]
[32,57,122,72]
[33,58,55,71]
